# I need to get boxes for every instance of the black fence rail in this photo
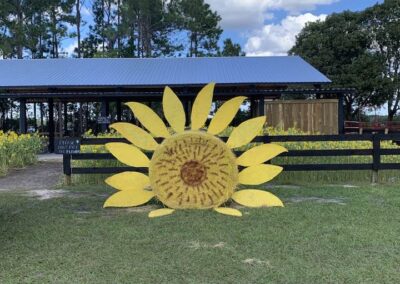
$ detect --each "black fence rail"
[63,133,400,184]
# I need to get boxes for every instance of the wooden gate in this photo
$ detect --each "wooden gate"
[264,99,338,134]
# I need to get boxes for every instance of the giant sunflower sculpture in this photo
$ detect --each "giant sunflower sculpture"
[104,83,287,218]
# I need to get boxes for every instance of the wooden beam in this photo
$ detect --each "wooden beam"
[100,99,109,132]
[250,98,256,117]
[48,98,55,152]
[116,100,122,121]
[338,94,345,134]
[258,97,265,116]
[85,102,89,132]
[63,102,68,136]
[33,102,37,131]
[183,99,191,124]
[19,98,27,134]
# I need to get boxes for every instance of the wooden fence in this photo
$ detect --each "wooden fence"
[63,133,400,184]
[264,99,338,134]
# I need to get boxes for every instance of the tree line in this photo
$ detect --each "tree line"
[0,0,244,131]
[0,0,244,59]
[2,0,399,124]
[290,0,400,121]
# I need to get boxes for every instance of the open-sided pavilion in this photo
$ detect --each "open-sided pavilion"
[0,56,351,151]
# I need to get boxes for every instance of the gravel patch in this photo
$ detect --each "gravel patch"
[0,161,62,192]
[242,258,272,267]
[26,189,68,200]
[342,184,359,188]
[188,241,226,249]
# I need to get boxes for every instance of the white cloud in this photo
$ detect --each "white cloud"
[244,13,326,56]
[268,0,339,14]
[205,0,336,29]
[205,0,272,29]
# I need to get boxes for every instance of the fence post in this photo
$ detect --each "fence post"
[372,134,380,183]
[63,154,72,186]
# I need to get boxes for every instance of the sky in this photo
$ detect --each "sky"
[59,0,387,116]
[63,0,388,114]
[63,0,384,57]
[209,0,384,56]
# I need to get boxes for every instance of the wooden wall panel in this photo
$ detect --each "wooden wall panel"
[264,99,338,134]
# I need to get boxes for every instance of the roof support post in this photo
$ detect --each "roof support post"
[48,98,55,153]
[40,103,44,133]
[250,98,256,118]
[183,99,191,124]
[250,97,265,117]
[258,96,265,116]
[19,98,27,134]
[338,93,345,134]
[63,102,68,136]
[33,102,37,131]
[101,98,110,132]
[116,100,122,122]
[85,102,89,132]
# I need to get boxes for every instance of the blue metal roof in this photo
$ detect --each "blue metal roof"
[0,56,330,89]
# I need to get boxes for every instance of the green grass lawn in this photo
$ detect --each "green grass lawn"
[1,183,400,283]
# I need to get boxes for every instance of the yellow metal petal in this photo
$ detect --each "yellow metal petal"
[232,189,284,207]
[148,208,175,218]
[226,116,266,149]
[191,82,215,130]
[236,144,288,166]
[103,189,154,208]
[105,142,150,167]
[208,96,247,135]
[214,207,242,217]
[126,102,170,138]
[105,171,150,191]
[110,122,158,151]
[238,164,283,185]
[163,86,186,133]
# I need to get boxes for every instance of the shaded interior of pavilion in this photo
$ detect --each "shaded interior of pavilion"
[2,85,353,152]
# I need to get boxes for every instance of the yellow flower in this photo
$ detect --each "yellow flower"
[104,83,287,218]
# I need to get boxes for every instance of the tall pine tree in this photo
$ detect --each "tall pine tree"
[177,0,222,57]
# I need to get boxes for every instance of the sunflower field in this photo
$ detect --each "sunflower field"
[71,127,400,185]
[0,131,43,176]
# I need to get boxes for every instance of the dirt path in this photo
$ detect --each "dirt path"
[0,155,63,192]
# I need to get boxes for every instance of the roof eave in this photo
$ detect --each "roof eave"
[0,80,331,91]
